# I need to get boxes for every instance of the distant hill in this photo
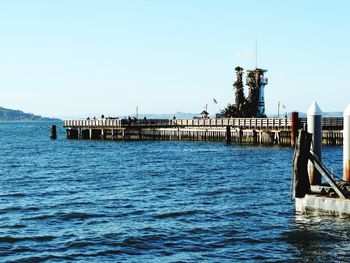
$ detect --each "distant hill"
[0,107,60,121]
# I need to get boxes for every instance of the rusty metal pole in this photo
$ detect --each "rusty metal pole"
[291,111,299,146]
[307,101,322,185]
[344,104,350,181]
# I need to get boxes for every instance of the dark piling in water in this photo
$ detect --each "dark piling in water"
[50,125,57,139]
[293,129,312,198]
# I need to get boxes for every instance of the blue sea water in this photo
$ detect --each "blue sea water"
[0,121,349,262]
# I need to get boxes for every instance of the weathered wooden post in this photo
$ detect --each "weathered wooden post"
[139,129,142,140]
[252,130,257,144]
[239,128,243,144]
[50,125,57,139]
[291,111,299,146]
[307,101,322,185]
[293,129,312,198]
[344,104,350,181]
[226,126,231,144]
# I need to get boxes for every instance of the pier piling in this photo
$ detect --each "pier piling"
[307,101,322,185]
[293,129,312,198]
[226,126,231,144]
[239,128,243,144]
[50,125,57,139]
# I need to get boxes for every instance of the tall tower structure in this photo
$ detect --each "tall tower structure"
[257,69,268,117]
[246,68,268,117]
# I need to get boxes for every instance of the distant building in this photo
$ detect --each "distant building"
[200,110,209,118]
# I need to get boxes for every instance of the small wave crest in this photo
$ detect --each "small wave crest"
[61,212,103,221]
[153,209,205,219]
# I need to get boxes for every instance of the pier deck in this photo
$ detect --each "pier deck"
[62,117,343,146]
[64,117,292,129]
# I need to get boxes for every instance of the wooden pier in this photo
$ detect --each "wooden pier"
[63,116,344,146]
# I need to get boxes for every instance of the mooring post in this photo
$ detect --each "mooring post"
[307,101,322,185]
[291,111,299,146]
[226,126,231,144]
[344,104,350,181]
[50,125,57,139]
[293,129,312,198]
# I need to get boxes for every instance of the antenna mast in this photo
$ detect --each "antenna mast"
[255,30,258,69]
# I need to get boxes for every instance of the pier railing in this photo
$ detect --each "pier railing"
[300,117,343,130]
[171,118,291,128]
[64,119,123,127]
[63,117,292,129]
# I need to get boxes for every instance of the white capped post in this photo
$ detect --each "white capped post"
[344,104,350,181]
[307,101,322,185]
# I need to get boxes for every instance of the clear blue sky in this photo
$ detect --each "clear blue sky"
[1,0,349,118]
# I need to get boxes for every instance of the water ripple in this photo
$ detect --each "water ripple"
[153,210,206,219]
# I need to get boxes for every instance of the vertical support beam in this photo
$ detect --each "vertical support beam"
[226,126,231,144]
[239,128,243,144]
[274,131,280,145]
[259,131,262,144]
[307,101,322,185]
[89,129,92,139]
[291,111,299,146]
[343,104,350,181]
[252,130,257,144]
